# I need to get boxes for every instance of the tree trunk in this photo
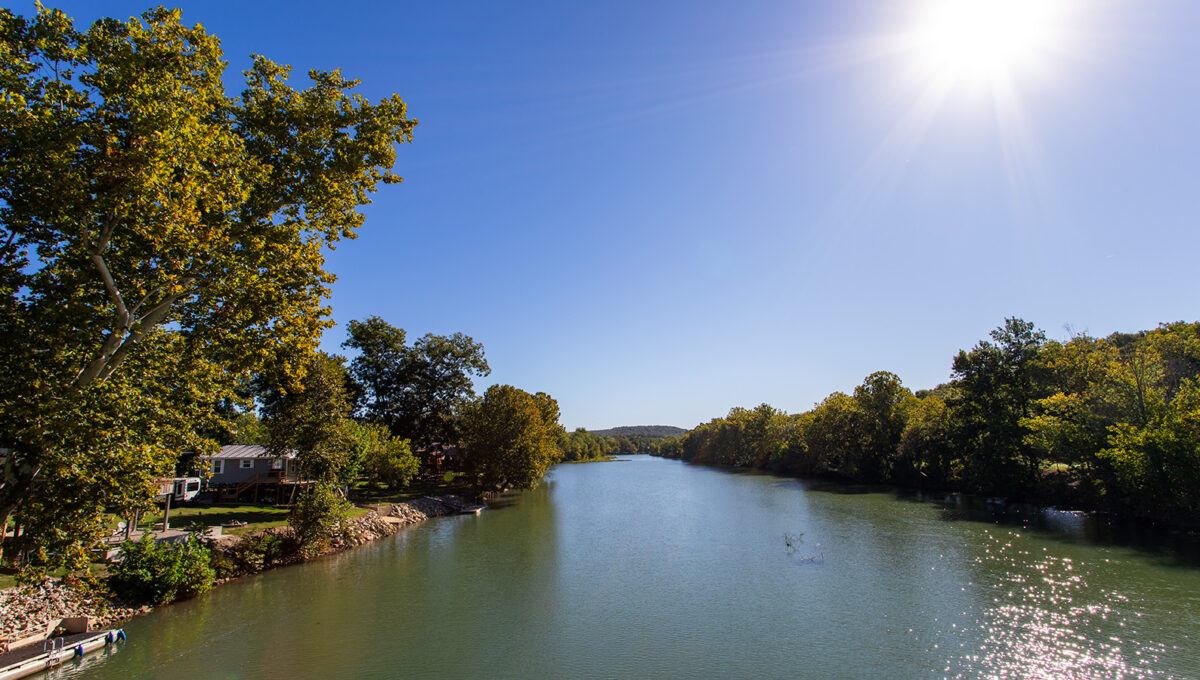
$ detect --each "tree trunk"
[0,463,38,564]
[0,505,12,563]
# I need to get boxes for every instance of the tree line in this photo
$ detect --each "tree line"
[653,318,1200,526]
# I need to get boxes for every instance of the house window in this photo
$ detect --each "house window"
[212,460,224,475]
[240,459,254,469]
[271,459,284,470]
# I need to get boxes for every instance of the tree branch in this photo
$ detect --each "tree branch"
[97,278,194,382]
[75,214,133,387]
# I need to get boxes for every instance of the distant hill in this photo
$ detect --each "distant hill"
[588,425,687,439]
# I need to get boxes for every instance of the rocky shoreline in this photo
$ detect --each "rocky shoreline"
[0,495,474,645]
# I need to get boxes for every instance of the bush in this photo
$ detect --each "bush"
[353,422,420,489]
[290,482,350,556]
[223,531,294,574]
[108,536,215,605]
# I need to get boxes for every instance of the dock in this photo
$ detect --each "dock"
[0,629,124,680]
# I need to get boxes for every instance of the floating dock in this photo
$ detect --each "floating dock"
[0,629,124,680]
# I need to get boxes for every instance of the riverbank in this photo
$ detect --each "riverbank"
[655,453,1200,531]
[0,494,474,645]
[54,455,1200,680]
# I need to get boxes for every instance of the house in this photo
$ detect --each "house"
[417,442,460,475]
[201,444,308,504]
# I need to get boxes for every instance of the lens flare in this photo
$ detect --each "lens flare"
[911,0,1063,80]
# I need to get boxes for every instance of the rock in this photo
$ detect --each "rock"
[0,580,139,642]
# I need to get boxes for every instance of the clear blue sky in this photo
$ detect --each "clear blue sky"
[37,1,1200,430]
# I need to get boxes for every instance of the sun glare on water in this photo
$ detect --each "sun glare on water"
[910,0,1065,82]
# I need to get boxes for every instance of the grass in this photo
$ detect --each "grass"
[0,503,377,592]
[160,505,293,535]
[102,504,292,536]
[351,474,474,507]
[158,504,369,535]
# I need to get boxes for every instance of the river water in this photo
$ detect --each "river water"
[51,455,1200,679]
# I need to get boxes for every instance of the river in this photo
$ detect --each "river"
[51,455,1200,679]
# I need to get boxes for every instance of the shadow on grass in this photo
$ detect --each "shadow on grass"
[351,475,474,506]
[155,506,291,528]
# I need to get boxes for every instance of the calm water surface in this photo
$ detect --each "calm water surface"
[51,456,1200,679]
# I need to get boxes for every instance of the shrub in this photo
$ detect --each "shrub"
[290,482,350,556]
[108,536,215,605]
[223,531,293,574]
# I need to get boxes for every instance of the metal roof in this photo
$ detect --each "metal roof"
[205,444,297,459]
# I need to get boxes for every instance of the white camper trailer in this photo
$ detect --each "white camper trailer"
[154,477,202,503]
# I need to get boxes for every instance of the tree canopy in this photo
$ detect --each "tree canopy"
[0,5,414,564]
[459,385,563,493]
[343,316,490,445]
[655,319,1200,527]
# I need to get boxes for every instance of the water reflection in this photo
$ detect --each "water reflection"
[947,528,1169,679]
[55,456,1200,680]
[898,489,1200,568]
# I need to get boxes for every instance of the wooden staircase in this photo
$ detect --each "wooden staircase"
[219,470,304,502]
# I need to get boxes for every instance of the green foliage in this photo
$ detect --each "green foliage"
[587,425,687,439]
[231,412,269,446]
[1099,377,1200,516]
[343,316,490,445]
[222,531,292,575]
[656,319,1200,526]
[459,385,562,493]
[559,428,619,462]
[0,5,414,566]
[352,421,420,488]
[898,393,957,486]
[289,482,350,556]
[262,352,358,485]
[949,317,1053,491]
[108,536,215,605]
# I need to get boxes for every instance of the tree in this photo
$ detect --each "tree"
[898,393,957,486]
[0,6,414,563]
[289,480,350,557]
[343,316,490,445]
[804,392,863,479]
[260,351,359,554]
[351,421,419,489]
[261,353,357,486]
[950,318,1052,492]
[850,371,912,482]
[459,385,561,493]
[1100,377,1200,517]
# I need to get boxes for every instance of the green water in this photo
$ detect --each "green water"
[52,456,1200,679]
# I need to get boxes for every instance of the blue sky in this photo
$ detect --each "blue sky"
[38,1,1200,430]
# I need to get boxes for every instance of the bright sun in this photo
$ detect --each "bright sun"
[911,0,1064,81]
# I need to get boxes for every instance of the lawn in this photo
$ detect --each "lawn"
[157,505,293,535]
[105,503,369,537]
[351,474,474,507]
[1,504,376,591]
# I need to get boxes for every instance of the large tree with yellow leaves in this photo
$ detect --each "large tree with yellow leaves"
[0,5,414,566]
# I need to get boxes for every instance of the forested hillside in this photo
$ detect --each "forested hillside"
[589,426,687,439]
